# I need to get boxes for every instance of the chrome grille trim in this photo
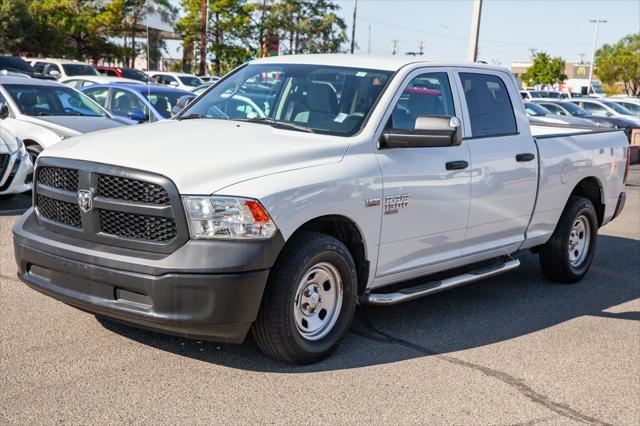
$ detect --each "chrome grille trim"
[33,158,188,254]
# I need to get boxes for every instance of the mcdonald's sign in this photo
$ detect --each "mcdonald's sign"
[572,65,591,78]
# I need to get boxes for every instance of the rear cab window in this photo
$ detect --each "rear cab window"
[460,72,517,138]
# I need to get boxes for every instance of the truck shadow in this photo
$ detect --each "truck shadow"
[97,234,640,373]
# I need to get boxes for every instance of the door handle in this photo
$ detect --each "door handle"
[445,160,469,170]
[516,153,535,162]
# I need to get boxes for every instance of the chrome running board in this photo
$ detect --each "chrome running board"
[361,258,521,306]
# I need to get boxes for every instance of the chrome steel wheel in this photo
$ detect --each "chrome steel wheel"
[568,215,591,267]
[293,262,343,341]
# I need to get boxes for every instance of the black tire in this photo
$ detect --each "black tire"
[26,144,43,164]
[252,231,357,364]
[539,196,598,283]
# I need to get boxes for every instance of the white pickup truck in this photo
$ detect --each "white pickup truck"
[13,55,629,364]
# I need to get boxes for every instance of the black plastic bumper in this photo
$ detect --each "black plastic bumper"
[13,209,284,343]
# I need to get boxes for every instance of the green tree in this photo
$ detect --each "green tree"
[522,52,567,87]
[0,0,37,55]
[595,33,640,96]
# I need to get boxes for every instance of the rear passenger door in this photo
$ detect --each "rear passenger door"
[456,69,538,256]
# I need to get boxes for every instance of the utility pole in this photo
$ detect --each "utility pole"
[199,0,208,76]
[350,0,358,54]
[391,40,400,55]
[418,41,425,56]
[588,19,607,95]
[578,52,586,64]
[467,0,482,61]
[528,47,537,59]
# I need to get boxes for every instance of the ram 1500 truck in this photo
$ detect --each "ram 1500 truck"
[13,55,629,364]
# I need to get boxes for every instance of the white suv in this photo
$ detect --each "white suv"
[146,71,204,91]
[29,59,99,80]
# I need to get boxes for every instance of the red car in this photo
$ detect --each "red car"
[96,66,149,83]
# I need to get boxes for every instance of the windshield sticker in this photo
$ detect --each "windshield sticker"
[355,71,367,77]
[334,112,348,123]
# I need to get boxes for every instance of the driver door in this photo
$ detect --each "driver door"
[375,68,471,281]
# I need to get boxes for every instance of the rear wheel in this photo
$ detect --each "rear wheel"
[539,196,598,283]
[252,231,357,364]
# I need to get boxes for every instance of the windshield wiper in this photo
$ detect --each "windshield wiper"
[178,113,205,120]
[238,117,315,133]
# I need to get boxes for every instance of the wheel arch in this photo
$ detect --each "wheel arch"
[285,214,370,296]
[569,176,605,226]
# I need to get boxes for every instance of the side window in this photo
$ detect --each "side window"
[582,102,606,115]
[33,62,46,73]
[84,87,109,107]
[111,89,147,116]
[543,103,564,115]
[459,72,517,138]
[390,72,455,130]
[107,70,118,77]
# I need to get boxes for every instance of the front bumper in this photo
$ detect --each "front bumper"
[13,209,284,343]
[0,150,33,195]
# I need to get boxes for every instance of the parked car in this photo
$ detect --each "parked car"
[520,90,541,100]
[82,83,195,123]
[0,56,56,80]
[0,76,126,161]
[96,66,150,83]
[146,71,204,90]
[200,75,221,84]
[532,99,640,141]
[607,98,640,115]
[30,59,99,80]
[568,98,640,124]
[0,106,32,200]
[523,102,598,127]
[13,56,629,364]
[61,75,143,90]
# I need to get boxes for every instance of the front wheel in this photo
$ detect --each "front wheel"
[539,196,598,283]
[252,232,357,364]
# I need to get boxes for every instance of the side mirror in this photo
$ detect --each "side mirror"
[48,69,61,78]
[169,80,179,87]
[381,116,462,149]
[171,95,194,116]
[0,103,9,119]
[127,110,148,122]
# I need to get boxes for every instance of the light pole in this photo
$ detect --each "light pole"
[588,19,606,95]
[467,0,483,61]
[350,0,358,54]
[440,25,450,59]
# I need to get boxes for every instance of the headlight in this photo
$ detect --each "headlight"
[183,196,277,239]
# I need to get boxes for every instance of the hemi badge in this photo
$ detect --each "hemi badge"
[365,198,381,207]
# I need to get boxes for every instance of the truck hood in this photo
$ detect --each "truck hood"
[22,115,125,137]
[42,119,350,194]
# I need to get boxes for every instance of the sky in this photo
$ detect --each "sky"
[335,0,640,65]
[158,0,640,65]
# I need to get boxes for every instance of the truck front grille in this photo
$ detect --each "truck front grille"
[36,194,82,228]
[98,174,170,205]
[37,167,79,192]
[33,159,188,253]
[99,209,177,242]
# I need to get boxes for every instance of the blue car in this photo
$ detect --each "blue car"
[81,83,195,123]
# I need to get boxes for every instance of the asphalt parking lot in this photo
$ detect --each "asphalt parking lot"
[1,168,638,425]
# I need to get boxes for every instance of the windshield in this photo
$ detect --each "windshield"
[121,68,149,82]
[603,101,634,115]
[144,91,193,118]
[558,101,590,116]
[524,102,550,116]
[178,76,204,87]
[5,83,107,117]
[181,64,392,136]
[0,56,34,73]
[62,64,99,76]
